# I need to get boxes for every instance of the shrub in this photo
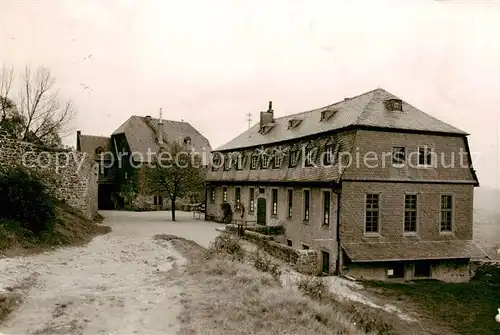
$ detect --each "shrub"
[247,225,284,235]
[251,249,282,280]
[0,166,56,233]
[297,276,329,301]
[205,233,244,261]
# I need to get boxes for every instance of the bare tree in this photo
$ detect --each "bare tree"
[146,141,205,221]
[0,65,75,146]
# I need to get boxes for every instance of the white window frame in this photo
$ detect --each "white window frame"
[403,193,418,235]
[271,188,278,216]
[249,187,255,213]
[417,145,434,167]
[302,188,311,223]
[222,186,228,202]
[250,154,259,169]
[236,153,243,170]
[439,193,454,234]
[364,193,381,235]
[321,189,331,227]
[286,188,293,218]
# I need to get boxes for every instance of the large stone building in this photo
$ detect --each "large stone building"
[206,88,486,282]
[77,114,211,210]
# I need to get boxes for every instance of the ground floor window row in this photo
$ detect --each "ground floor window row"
[209,186,334,226]
[364,193,455,235]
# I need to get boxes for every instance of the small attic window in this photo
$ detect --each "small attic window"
[183,136,191,145]
[288,118,302,129]
[259,124,275,135]
[385,99,403,112]
[320,109,337,121]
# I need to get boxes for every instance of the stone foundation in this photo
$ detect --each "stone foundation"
[0,135,98,219]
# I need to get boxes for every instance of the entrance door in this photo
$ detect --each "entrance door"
[256,198,266,225]
[321,251,330,275]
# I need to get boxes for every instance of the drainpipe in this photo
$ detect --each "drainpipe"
[334,191,341,276]
[204,182,208,221]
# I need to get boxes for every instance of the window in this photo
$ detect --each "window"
[387,263,405,279]
[236,153,243,170]
[183,136,191,145]
[223,154,231,170]
[304,143,315,167]
[323,145,335,165]
[272,189,278,215]
[210,188,216,202]
[289,149,300,167]
[365,194,380,233]
[322,191,331,226]
[440,195,453,232]
[385,99,403,112]
[303,189,310,222]
[392,147,406,165]
[287,189,293,218]
[320,109,337,121]
[260,153,269,169]
[418,146,433,166]
[273,149,283,168]
[212,153,222,170]
[259,188,265,194]
[153,195,163,206]
[95,146,104,155]
[404,194,417,233]
[249,188,255,213]
[302,244,309,250]
[288,118,302,129]
[286,239,292,247]
[235,187,241,211]
[250,154,259,169]
[222,187,228,202]
[414,261,431,277]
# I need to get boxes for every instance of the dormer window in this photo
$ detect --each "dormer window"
[259,124,275,135]
[212,152,222,170]
[323,138,337,165]
[183,136,192,145]
[236,153,244,170]
[223,154,231,170]
[288,118,302,129]
[288,145,300,167]
[250,153,259,170]
[260,150,270,169]
[320,109,337,121]
[304,142,316,167]
[385,99,403,112]
[272,148,284,168]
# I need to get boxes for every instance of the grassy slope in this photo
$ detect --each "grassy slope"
[0,201,109,256]
[365,264,500,335]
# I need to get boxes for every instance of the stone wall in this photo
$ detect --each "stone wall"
[243,230,320,275]
[0,134,98,219]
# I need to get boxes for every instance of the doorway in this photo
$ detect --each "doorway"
[321,251,330,275]
[257,198,266,225]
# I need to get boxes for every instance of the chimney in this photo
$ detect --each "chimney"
[259,101,274,128]
[158,108,163,145]
[76,130,81,151]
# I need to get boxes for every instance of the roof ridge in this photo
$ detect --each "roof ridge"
[271,88,381,122]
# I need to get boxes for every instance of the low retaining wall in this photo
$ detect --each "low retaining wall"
[242,230,320,275]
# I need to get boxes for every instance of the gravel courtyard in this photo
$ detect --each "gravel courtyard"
[0,211,223,335]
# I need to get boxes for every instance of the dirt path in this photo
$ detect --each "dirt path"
[0,211,224,335]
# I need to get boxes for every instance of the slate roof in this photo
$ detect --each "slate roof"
[78,135,111,156]
[112,116,211,158]
[216,88,467,151]
[341,240,488,262]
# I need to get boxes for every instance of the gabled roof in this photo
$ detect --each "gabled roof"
[215,88,467,151]
[78,134,111,156]
[111,115,211,155]
[342,240,488,262]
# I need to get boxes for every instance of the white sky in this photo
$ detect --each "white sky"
[1,0,499,187]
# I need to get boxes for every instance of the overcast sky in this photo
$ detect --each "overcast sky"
[1,0,499,187]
